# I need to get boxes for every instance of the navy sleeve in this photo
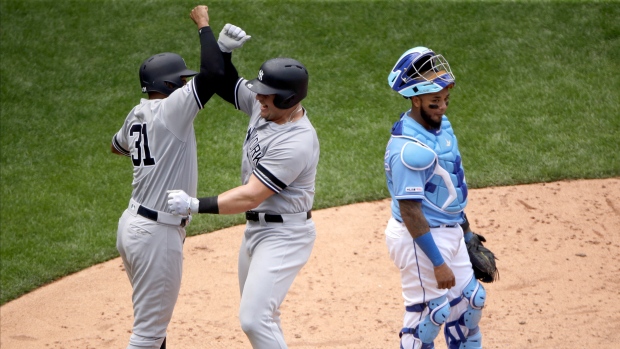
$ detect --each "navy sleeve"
[215,52,241,106]
[192,26,225,106]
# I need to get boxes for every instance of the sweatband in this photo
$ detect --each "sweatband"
[198,196,219,214]
[464,231,474,243]
[414,232,445,267]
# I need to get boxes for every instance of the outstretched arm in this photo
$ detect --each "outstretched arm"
[190,5,225,106]
[214,24,251,105]
[167,174,274,215]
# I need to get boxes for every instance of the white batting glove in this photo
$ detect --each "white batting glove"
[218,23,251,53]
[167,190,199,215]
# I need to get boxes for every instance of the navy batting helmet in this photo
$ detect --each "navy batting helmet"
[245,58,309,109]
[139,52,198,96]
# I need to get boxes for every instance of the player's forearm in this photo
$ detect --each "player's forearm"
[195,185,268,215]
[399,199,445,267]
[198,26,225,80]
[216,186,265,214]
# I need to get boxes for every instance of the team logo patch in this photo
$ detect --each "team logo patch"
[405,187,423,193]
[258,69,264,81]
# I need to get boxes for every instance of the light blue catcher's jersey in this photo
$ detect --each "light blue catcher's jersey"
[384,112,468,226]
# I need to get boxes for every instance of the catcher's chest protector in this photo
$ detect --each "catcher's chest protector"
[392,116,468,213]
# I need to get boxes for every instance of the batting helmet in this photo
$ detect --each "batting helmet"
[139,52,198,96]
[245,58,309,109]
[388,47,455,98]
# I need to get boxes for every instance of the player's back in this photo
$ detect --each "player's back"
[121,93,199,212]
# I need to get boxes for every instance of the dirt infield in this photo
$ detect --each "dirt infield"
[2,178,619,349]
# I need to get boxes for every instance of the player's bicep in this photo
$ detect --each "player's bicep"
[247,174,277,199]
[192,74,216,106]
[398,199,427,231]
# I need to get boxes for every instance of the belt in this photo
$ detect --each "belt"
[430,224,459,228]
[245,211,312,223]
[129,198,187,227]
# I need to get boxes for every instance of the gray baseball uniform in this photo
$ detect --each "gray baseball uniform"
[113,81,199,349]
[233,79,320,349]
[112,25,222,349]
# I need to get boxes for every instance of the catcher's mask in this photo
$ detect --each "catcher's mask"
[388,46,455,98]
[139,52,198,96]
[245,58,309,109]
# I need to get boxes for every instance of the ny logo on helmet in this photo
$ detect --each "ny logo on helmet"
[258,69,264,81]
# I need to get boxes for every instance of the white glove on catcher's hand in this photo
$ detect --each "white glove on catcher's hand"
[218,23,251,53]
[167,190,199,215]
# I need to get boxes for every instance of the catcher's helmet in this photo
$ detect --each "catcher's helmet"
[139,52,198,96]
[388,47,455,98]
[245,58,308,109]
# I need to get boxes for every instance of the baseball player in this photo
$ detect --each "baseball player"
[166,25,319,349]
[110,6,229,349]
[383,47,486,349]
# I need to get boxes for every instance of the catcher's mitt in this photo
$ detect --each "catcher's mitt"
[466,233,499,283]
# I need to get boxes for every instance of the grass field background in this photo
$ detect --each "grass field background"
[1,0,618,305]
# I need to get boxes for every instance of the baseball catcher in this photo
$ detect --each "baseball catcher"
[384,46,493,349]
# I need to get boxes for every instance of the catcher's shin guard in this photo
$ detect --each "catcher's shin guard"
[459,329,482,349]
[462,277,485,330]
[444,321,483,349]
[400,295,451,348]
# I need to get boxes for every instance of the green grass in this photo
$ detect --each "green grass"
[1,0,618,305]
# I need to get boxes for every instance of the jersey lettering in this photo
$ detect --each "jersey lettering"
[129,123,156,167]
[246,127,263,166]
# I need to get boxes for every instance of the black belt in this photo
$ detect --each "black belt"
[137,205,187,227]
[245,211,312,223]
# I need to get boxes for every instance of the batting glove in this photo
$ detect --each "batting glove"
[167,190,199,215]
[218,23,251,53]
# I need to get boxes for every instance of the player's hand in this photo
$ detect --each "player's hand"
[433,263,456,289]
[167,190,199,215]
[190,5,210,28]
[218,23,251,53]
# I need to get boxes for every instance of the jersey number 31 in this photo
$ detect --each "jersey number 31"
[130,123,156,167]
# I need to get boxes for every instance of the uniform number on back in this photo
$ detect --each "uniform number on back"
[130,123,156,167]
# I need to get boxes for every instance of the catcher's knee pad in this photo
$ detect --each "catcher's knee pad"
[461,278,486,330]
[417,295,451,343]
